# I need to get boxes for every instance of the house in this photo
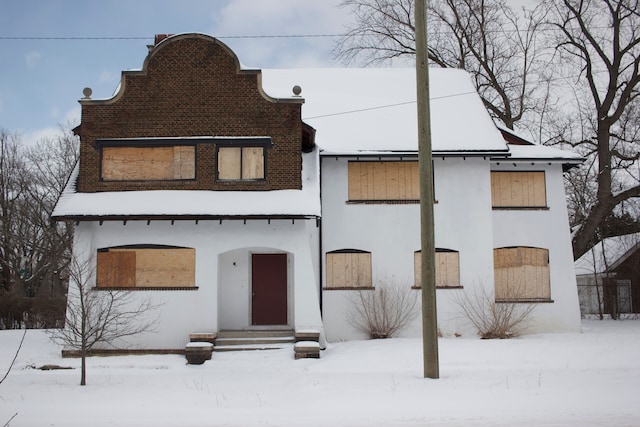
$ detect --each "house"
[575,233,640,318]
[52,33,583,350]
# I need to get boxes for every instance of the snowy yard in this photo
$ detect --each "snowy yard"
[1,320,639,427]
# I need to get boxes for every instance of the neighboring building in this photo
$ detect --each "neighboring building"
[52,33,584,350]
[575,233,640,318]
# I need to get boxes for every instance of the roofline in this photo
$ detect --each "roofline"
[51,214,320,224]
[319,150,510,158]
[78,33,304,107]
[608,240,640,271]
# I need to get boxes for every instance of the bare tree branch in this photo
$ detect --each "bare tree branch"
[546,0,640,258]
[334,0,552,131]
[49,255,160,385]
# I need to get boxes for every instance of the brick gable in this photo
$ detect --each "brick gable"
[76,34,304,192]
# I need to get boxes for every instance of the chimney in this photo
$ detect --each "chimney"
[154,34,173,45]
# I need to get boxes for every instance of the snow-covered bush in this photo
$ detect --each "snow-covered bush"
[348,280,419,339]
[455,284,536,339]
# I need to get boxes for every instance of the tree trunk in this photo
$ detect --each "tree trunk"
[80,348,86,386]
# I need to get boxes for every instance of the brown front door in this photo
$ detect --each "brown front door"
[251,253,288,325]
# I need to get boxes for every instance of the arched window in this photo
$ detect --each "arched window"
[325,249,372,289]
[493,247,550,301]
[414,249,460,288]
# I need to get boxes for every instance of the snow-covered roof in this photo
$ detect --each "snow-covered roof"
[495,126,584,165]
[51,151,320,220]
[503,144,584,163]
[574,232,640,275]
[55,66,583,220]
[261,67,508,155]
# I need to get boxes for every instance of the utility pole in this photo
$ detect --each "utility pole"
[415,0,439,379]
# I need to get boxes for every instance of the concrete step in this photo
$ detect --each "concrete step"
[213,329,295,352]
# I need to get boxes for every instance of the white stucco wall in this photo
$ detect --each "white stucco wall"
[69,218,322,349]
[491,161,582,333]
[320,156,496,341]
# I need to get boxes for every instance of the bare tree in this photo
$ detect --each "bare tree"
[545,0,640,259]
[50,255,159,386]
[348,280,419,338]
[0,125,78,329]
[334,0,551,130]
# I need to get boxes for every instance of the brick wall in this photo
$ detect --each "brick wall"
[76,34,304,192]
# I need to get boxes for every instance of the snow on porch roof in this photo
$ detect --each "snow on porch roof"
[261,67,508,155]
[51,151,321,220]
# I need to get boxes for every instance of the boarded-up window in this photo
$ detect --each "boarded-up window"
[326,250,372,288]
[101,146,195,181]
[491,171,546,208]
[414,249,460,288]
[348,161,419,201]
[218,146,264,180]
[494,247,550,300]
[97,246,196,288]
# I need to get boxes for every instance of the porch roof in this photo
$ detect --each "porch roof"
[51,150,320,221]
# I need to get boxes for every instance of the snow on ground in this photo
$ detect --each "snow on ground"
[1,320,639,427]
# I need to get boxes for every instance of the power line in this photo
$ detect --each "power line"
[0,34,342,41]
[303,91,476,120]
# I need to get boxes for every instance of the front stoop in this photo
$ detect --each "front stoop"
[294,329,321,359]
[185,342,214,365]
[189,332,217,344]
[213,330,295,352]
[294,341,321,359]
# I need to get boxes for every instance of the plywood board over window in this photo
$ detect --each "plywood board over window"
[96,246,196,288]
[494,247,550,300]
[101,146,195,181]
[414,249,460,288]
[348,161,419,201]
[491,171,546,208]
[218,146,265,180]
[326,250,372,289]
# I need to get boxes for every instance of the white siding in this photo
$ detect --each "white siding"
[70,219,321,349]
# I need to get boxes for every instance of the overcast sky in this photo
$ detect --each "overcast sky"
[0,1,350,144]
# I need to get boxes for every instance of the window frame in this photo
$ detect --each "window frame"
[490,170,548,209]
[96,139,198,182]
[493,246,552,302]
[413,249,462,289]
[324,249,373,290]
[96,245,197,290]
[347,161,420,203]
[215,137,272,182]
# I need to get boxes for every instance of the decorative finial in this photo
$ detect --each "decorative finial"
[82,87,93,99]
[292,85,302,96]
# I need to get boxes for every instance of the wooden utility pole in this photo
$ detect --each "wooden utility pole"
[415,0,439,379]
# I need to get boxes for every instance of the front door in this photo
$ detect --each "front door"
[251,253,288,325]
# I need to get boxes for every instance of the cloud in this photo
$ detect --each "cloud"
[21,107,80,146]
[213,1,347,35]
[210,1,350,67]
[25,51,42,69]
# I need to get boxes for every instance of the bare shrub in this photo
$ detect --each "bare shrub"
[455,285,536,339]
[348,280,419,339]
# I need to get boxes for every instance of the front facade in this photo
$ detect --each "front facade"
[53,34,583,350]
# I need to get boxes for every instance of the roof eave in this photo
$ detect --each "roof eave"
[51,214,321,223]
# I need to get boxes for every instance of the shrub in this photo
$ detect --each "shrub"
[455,285,536,339]
[348,281,419,339]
